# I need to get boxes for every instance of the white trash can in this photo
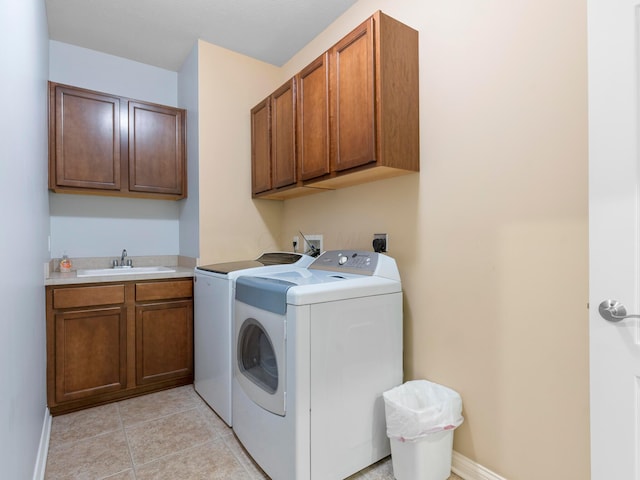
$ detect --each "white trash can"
[383,380,463,480]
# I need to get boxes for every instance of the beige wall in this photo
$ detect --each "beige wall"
[277,0,590,479]
[196,0,589,477]
[197,41,284,264]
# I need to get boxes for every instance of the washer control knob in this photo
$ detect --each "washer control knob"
[338,255,348,265]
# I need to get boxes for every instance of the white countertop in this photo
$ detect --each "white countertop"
[44,255,196,286]
[45,266,194,286]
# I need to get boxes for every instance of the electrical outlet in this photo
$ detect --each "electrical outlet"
[305,234,323,255]
[373,233,388,252]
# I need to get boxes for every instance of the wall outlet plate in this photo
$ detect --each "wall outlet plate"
[373,233,388,252]
[305,234,323,254]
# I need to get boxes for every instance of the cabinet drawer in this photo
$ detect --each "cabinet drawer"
[135,279,193,301]
[53,285,125,309]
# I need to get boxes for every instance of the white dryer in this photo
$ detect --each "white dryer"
[193,252,313,426]
[232,250,403,480]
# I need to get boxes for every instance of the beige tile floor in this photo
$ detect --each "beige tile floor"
[45,385,463,480]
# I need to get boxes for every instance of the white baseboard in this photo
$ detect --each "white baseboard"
[32,407,51,480]
[452,450,507,480]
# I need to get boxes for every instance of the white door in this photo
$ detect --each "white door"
[589,1,640,478]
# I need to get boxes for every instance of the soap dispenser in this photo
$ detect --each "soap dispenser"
[59,254,72,273]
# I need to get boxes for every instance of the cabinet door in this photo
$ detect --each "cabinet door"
[251,98,272,195]
[54,307,127,403]
[297,53,330,181]
[136,300,193,385]
[128,101,186,197]
[330,16,376,172]
[50,84,122,190]
[271,79,297,189]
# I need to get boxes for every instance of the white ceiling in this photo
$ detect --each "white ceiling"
[45,0,358,71]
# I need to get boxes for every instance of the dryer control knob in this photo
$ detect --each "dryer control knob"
[338,255,348,265]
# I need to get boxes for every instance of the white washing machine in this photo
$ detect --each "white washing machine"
[232,250,403,480]
[193,252,314,426]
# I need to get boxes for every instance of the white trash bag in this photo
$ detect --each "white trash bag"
[383,380,464,442]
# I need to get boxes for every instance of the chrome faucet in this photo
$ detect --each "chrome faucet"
[112,249,132,268]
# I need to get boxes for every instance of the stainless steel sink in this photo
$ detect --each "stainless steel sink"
[76,266,176,277]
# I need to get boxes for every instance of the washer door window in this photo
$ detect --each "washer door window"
[235,305,286,416]
[239,319,278,393]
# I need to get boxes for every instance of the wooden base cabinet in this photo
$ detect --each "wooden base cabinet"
[46,279,194,415]
[53,306,127,404]
[136,301,193,385]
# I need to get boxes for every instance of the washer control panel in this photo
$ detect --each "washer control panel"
[309,250,378,275]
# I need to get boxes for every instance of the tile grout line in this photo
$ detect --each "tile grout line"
[97,467,134,480]
[132,439,219,470]
[122,396,226,474]
[117,402,138,478]
[48,426,123,452]
[47,404,123,451]
[120,403,202,430]
[221,433,268,479]
[122,407,200,474]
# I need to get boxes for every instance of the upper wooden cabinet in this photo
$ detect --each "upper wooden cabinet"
[312,11,420,190]
[128,101,186,196]
[330,18,376,174]
[251,97,272,195]
[271,80,297,189]
[49,82,187,200]
[49,85,122,192]
[297,53,331,182]
[250,11,419,199]
[251,78,319,199]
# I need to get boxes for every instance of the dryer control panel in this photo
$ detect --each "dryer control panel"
[309,250,378,275]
